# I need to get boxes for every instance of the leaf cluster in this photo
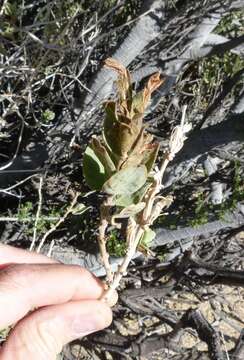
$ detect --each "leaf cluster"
[83,59,164,253]
[83,58,163,211]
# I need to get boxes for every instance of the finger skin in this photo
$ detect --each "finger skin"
[0,244,56,265]
[0,300,112,360]
[0,263,105,329]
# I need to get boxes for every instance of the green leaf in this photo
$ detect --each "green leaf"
[83,146,110,191]
[119,202,145,217]
[103,102,141,157]
[102,131,120,166]
[120,151,144,169]
[140,228,156,247]
[103,101,120,154]
[131,91,145,115]
[133,178,154,203]
[102,165,147,196]
[42,109,55,123]
[115,178,153,206]
[114,194,134,207]
[143,143,160,172]
[91,137,116,176]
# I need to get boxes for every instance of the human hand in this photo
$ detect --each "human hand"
[0,244,113,359]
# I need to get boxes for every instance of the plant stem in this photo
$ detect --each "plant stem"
[98,218,113,284]
[159,156,170,180]
[98,197,114,284]
[101,225,144,301]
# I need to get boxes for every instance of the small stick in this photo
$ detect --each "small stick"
[0,174,37,193]
[0,216,60,222]
[36,192,79,253]
[30,175,44,251]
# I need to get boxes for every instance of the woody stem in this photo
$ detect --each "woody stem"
[98,198,113,284]
[101,224,144,302]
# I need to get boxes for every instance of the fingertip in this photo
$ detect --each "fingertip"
[99,300,113,328]
[71,300,113,337]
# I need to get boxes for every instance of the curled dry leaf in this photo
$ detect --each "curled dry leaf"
[104,57,132,101]
[104,57,127,76]
[143,72,164,108]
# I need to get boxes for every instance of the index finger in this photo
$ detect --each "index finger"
[0,263,105,329]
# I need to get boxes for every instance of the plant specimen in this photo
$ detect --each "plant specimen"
[83,58,190,303]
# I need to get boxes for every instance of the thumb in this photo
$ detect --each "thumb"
[0,300,112,360]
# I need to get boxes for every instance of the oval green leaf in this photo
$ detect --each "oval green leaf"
[83,146,109,191]
[102,165,147,196]
[140,228,156,247]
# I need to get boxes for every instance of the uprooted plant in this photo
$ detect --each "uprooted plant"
[83,58,190,303]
